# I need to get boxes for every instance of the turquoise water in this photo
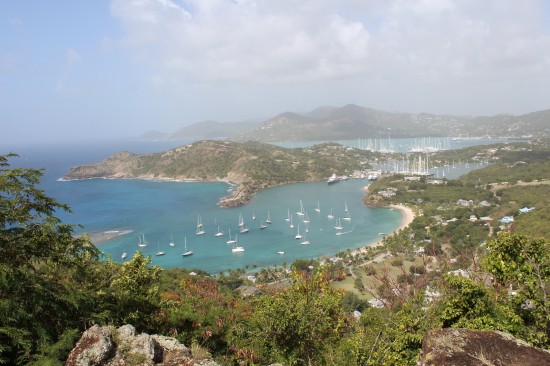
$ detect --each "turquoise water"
[88,178,401,273]
[3,140,401,273]
[3,137,503,273]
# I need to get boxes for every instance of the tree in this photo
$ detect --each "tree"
[247,266,349,366]
[95,252,163,333]
[484,232,550,346]
[0,154,100,364]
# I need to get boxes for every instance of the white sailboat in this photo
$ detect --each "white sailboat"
[335,220,344,236]
[215,225,224,237]
[196,215,206,235]
[327,208,334,219]
[266,211,272,224]
[295,224,302,240]
[231,234,245,252]
[181,237,193,256]
[252,209,256,220]
[314,201,321,213]
[289,214,295,229]
[285,209,290,222]
[156,241,165,256]
[342,208,351,221]
[226,229,236,244]
[344,201,349,212]
[239,213,250,233]
[303,211,310,223]
[169,234,175,247]
[296,200,305,216]
[138,234,148,247]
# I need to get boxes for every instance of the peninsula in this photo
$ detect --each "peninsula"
[63,140,378,207]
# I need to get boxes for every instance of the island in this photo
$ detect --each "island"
[63,140,382,207]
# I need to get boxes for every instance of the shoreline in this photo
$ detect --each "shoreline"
[80,229,133,245]
[351,204,416,255]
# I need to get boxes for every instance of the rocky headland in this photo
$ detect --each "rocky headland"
[63,140,377,207]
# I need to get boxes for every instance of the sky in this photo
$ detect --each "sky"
[1,0,550,144]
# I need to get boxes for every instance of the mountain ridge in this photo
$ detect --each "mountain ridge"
[143,104,549,142]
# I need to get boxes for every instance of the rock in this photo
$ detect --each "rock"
[66,325,114,366]
[418,328,550,366]
[67,324,220,366]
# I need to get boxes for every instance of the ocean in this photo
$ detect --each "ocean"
[2,137,508,273]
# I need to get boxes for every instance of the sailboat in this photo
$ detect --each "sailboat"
[334,218,343,231]
[239,213,249,233]
[296,200,305,216]
[289,215,295,229]
[169,234,175,247]
[138,234,148,247]
[295,224,302,240]
[327,208,334,219]
[285,209,291,222]
[156,241,165,256]
[265,211,272,224]
[344,201,349,212]
[314,201,321,213]
[342,207,351,221]
[231,234,245,252]
[252,209,256,220]
[226,229,236,244]
[215,225,224,237]
[196,215,206,235]
[181,237,193,256]
[303,211,310,223]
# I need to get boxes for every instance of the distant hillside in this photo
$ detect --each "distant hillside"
[232,104,550,142]
[138,105,550,142]
[138,120,261,141]
[63,140,377,207]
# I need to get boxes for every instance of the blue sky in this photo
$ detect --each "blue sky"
[2,0,550,144]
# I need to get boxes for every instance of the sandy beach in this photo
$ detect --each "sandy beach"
[80,230,133,245]
[352,204,416,255]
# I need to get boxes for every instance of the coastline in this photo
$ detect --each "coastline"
[80,230,133,245]
[351,204,416,255]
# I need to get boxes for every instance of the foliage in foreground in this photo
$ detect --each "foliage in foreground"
[1,153,549,366]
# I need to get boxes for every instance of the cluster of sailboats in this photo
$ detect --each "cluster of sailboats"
[121,199,352,261]
[122,233,193,260]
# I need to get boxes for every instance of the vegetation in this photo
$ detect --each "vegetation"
[2,145,550,365]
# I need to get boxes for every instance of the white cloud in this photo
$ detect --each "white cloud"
[111,0,374,85]
[109,0,550,115]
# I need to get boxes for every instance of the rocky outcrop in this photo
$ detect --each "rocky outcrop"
[64,152,140,180]
[66,324,221,366]
[418,328,550,366]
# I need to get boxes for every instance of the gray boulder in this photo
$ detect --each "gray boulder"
[66,324,218,366]
[418,328,550,366]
